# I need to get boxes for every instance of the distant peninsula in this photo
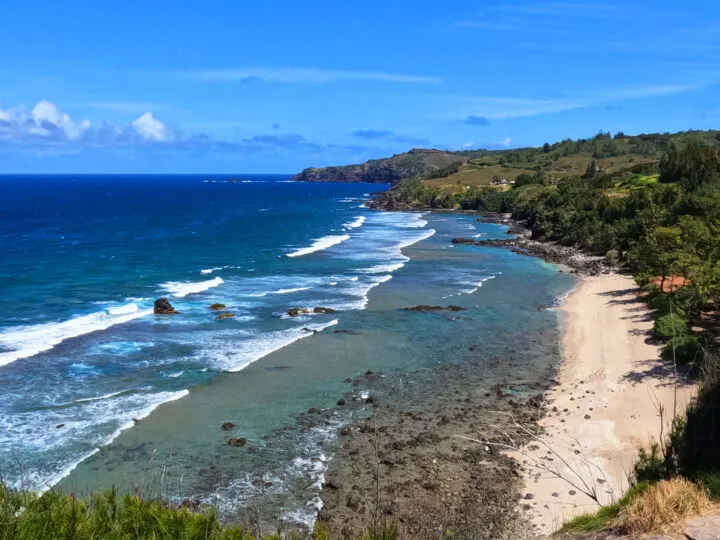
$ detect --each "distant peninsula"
[292,148,463,184]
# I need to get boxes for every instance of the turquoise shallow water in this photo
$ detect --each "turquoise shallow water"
[0,176,575,527]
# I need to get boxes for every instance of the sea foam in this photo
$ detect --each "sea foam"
[161,276,224,298]
[0,304,154,367]
[286,235,350,258]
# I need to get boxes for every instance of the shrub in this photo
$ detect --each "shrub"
[605,249,620,265]
[612,478,711,535]
[661,334,701,365]
[652,313,688,340]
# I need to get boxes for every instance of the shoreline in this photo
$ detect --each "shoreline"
[515,273,697,536]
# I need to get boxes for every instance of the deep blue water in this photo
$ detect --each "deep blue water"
[0,175,575,526]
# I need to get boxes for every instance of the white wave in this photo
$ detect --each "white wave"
[73,390,126,404]
[473,233,486,238]
[200,267,223,275]
[360,261,406,274]
[214,320,339,372]
[395,228,436,249]
[107,303,139,316]
[161,277,224,298]
[166,370,185,378]
[2,389,189,492]
[286,235,350,258]
[274,287,311,294]
[0,305,154,367]
[343,216,366,229]
[357,204,366,209]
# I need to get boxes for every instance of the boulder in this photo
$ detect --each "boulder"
[301,327,318,334]
[209,303,226,311]
[216,313,234,320]
[221,422,235,431]
[313,306,337,314]
[404,305,467,312]
[287,307,311,317]
[228,438,247,447]
[337,398,346,406]
[154,297,178,314]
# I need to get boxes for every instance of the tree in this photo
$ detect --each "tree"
[584,159,598,179]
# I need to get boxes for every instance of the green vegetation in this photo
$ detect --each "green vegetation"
[0,486,400,540]
[376,130,720,536]
[557,482,649,534]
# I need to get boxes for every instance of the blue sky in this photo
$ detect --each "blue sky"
[0,0,718,173]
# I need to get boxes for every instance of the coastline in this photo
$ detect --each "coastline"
[515,273,697,536]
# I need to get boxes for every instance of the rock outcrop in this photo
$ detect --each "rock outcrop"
[209,303,226,311]
[451,237,608,275]
[154,297,178,314]
[404,305,467,312]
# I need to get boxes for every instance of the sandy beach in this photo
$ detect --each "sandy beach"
[518,273,697,536]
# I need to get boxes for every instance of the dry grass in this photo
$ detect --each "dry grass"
[612,478,713,535]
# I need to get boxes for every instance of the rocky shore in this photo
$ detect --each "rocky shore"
[451,236,609,276]
[309,308,569,540]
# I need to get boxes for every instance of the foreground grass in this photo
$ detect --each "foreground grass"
[558,478,714,536]
[557,482,649,534]
[0,485,401,540]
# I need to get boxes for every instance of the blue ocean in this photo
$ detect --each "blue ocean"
[0,174,574,527]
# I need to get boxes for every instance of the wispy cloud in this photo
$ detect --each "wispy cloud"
[351,129,395,140]
[350,128,429,146]
[168,67,442,85]
[496,2,618,17]
[457,83,701,120]
[454,20,516,31]
[79,101,163,113]
[464,115,491,126]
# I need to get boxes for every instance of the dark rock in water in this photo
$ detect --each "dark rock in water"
[216,312,234,320]
[251,478,273,488]
[404,305,467,312]
[313,306,337,314]
[339,427,351,436]
[228,437,247,447]
[221,422,235,431]
[337,398,346,406]
[324,479,341,490]
[180,499,202,510]
[344,378,352,383]
[209,303,226,311]
[334,328,360,335]
[308,407,320,414]
[301,327,318,334]
[365,369,374,376]
[55,423,65,429]
[287,307,311,317]
[154,297,178,314]
[365,396,376,405]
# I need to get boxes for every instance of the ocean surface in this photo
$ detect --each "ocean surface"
[0,174,575,528]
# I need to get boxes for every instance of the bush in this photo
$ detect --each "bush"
[613,478,711,535]
[661,334,701,365]
[605,249,620,265]
[652,313,688,340]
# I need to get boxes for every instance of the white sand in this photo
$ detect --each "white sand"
[516,274,696,536]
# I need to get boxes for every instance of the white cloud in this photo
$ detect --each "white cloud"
[0,99,174,147]
[170,67,442,85]
[462,142,475,149]
[30,99,91,141]
[132,112,168,141]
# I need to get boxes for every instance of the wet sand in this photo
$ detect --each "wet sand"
[516,274,696,535]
